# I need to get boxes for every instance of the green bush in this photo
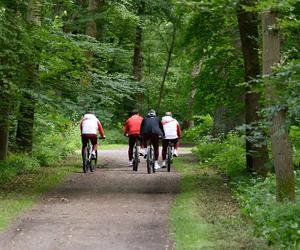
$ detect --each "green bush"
[193,136,223,163]
[182,115,213,143]
[0,154,40,183]
[213,133,245,177]
[33,125,81,166]
[233,173,300,248]
[290,125,300,168]
[102,127,128,145]
[193,132,246,177]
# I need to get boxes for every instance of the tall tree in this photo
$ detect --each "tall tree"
[185,62,201,128]
[133,0,145,110]
[16,0,41,153]
[0,86,10,160]
[262,10,295,202]
[156,21,177,113]
[133,1,145,81]
[237,0,269,175]
[0,7,14,160]
[86,0,105,38]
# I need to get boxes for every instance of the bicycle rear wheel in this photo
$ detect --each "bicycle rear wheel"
[83,147,89,173]
[150,146,155,173]
[90,152,97,172]
[146,150,151,174]
[167,146,172,172]
[133,145,139,171]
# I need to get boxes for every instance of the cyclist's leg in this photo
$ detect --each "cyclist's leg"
[151,134,160,169]
[90,135,98,158]
[128,136,135,161]
[81,135,88,165]
[174,138,179,148]
[138,135,143,153]
[171,138,178,147]
[162,139,168,161]
[151,134,159,161]
[173,138,179,156]
[142,134,149,156]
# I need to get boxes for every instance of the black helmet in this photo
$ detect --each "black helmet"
[147,109,156,116]
[131,109,139,116]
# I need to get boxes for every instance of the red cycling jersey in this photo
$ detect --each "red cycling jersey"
[124,114,144,136]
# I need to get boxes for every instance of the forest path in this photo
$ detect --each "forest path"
[0,148,181,250]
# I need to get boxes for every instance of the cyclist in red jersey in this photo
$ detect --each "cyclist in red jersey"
[124,109,144,166]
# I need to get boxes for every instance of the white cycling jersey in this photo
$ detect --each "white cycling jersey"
[80,114,104,136]
[161,115,181,140]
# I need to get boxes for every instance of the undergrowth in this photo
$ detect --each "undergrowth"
[191,128,300,248]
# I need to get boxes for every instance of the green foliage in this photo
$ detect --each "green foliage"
[33,108,80,166]
[183,115,213,143]
[193,132,246,177]
[193,136,223,162]
[171,156,269,249]
[290,126,300,167]
[102,128,128,145]
[0,154,40,183]
[213,134,245,177]
[233,173,300,248]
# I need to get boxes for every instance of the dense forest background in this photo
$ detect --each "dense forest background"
[1,0,300,248]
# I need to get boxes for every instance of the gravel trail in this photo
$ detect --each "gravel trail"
[0,148,181,250]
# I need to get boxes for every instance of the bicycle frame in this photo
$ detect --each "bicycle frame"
[83,140,97,173]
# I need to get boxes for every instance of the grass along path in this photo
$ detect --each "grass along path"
[0,155,79,231]
[171,153,271,250]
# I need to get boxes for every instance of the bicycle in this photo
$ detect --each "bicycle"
[166,141,174,172]
[132,138,140,172]
[82,138,104,173]
[146,142,155,174]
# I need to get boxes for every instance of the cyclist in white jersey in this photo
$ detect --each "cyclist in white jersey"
[161,112,181,168]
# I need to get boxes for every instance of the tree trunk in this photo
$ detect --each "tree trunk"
[237,0,269,175]
[133,1,145,110]
[133,25,143,81]
[186,84,197,128]
[16,0,40,154]
[184,62,201,128]
[16,93,35,153]
[262,11,295,202]
[86,0,105,38]
[212,106,232,136]
[156,24,177,113]
[0,86,10,160]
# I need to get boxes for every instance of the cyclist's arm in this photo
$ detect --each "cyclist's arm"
[97,120,105,138]
[177,123,181,138]
[140,118,145,133]
[159,119,165,137]
[80,119,83,135]
[124,121,129,136]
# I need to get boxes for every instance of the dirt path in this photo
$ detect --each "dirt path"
[0,148,181,250]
